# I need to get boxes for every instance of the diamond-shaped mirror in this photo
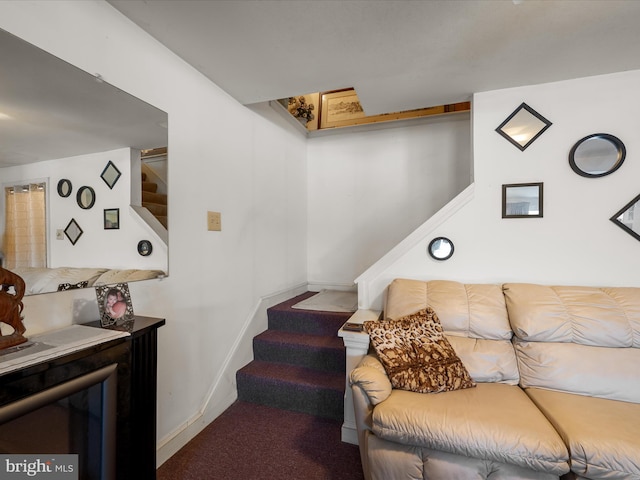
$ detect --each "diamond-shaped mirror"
[64,218,84,245]
[610,193,640,242]
[101,161,121,189]
[496,103,552,151]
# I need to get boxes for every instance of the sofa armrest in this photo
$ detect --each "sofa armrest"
[349,354,392,405]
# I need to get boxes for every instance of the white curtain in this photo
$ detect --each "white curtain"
[3,183,46,269]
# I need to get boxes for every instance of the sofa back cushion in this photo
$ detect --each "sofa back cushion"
[385,279,519,384]
[504,283,640,403]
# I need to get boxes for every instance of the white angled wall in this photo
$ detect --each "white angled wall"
[307,114,471,288]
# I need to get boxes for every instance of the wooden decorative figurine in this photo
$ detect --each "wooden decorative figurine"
[0,267,27,349]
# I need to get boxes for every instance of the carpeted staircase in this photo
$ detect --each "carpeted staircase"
[236,292,352,421]
[142,172,168,228]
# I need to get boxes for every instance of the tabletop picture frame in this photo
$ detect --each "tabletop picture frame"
[96,283,134,327]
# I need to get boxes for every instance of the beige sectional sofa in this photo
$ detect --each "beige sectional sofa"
[349,278,640,480]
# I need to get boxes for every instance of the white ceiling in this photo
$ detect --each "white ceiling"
[3,1,640,168]
[108,0,640,115]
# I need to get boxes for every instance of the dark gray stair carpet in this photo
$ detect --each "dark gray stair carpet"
[266,292,351,336]
[237,292,353,421]
[236,361,345,421]
[253,330,345,372]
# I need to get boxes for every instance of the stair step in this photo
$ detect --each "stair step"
[142,190,167,205]
[142,181,158,193]
[253,330,345,373]
[143,202,168,216]
[267,292,352,336]
[236,361,344,421]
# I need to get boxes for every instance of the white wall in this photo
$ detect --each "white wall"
[0,0,307,462]
[2,148,167,271]
[358,70,640,310]
[307,114,471,288]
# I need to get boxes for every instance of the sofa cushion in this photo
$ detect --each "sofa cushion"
[504,283,640,347]
[384,279,520,384]
[385,279,512,340]
[371,383,569,475]
[526,387,640,480]
[364,308,475,394]
[514,339,640,403]
[367,434,561,480]
[505,283,640,403]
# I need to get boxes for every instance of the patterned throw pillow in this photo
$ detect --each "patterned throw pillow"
[57,280,89,291]
[364,307,476,394]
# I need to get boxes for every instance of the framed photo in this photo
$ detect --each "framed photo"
[502,182,543,218]
[96,283,134,327]
[104,208,120,229]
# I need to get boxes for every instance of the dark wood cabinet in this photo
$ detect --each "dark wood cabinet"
[0,316,164,480]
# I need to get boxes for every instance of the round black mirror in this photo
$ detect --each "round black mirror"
[569,133,625,178]
[76,186,96,209]
[57,179,72,197]
[428,237,454,261]
[137,240,153,257]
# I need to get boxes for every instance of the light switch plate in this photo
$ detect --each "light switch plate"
[207,211,221,231]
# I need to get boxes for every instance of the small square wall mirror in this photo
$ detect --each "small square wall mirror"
[502,183,543,218]
[496,103,552,151]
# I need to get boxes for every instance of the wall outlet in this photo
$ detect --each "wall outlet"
[56,229,65,240]
[207,211,221,231]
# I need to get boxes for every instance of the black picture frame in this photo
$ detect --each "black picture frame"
[502,182,543,218]
[104,208,120,230]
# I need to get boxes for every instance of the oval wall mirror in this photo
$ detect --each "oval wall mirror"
[428,237,454,261]
[569,133,625,178]
[76,186,96,210]
[57,179,72,198]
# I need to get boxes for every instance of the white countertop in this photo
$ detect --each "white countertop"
[0,325,130,376]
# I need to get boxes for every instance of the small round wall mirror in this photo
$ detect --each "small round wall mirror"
[569,133,625,178]
[76,186,96,209]
[428,237,454,261]
[137,240,153,257]
[57,179,72,198]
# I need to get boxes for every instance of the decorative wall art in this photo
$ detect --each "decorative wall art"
[57,179,72,198]
[76,186,96,209]
[64,218,83,245]
[104,208,120,230]
[428,237,455,261]
[101,161,121,189]
[496,103,552,151]
[569,133,626,178]
[610,193,640,242]
[137,240,153,257]
[96,282,135,327]
[502,183,543,218]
